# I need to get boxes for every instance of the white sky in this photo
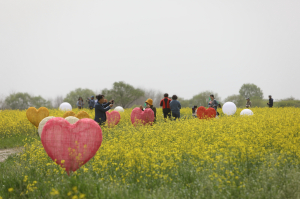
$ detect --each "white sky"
[1,0,299,101]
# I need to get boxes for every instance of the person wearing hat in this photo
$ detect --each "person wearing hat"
[140,98,157,122]
[88,96,95,109]
[246,98,252,108]
[267,95,273,108]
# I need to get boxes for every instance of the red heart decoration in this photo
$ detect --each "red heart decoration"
[131,107,154,126]
[106,110,121,127]
[41,117,102,175]
[197,106,216,119]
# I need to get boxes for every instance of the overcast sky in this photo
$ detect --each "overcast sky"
[1,0,299,101]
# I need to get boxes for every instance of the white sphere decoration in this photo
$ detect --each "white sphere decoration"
[222,102,237,116]
[59,102,72,111]
[38,116,55,138]
[240,109,253,116]
[114,106,124,112]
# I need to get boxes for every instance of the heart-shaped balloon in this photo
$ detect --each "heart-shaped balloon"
[130,107,154,126]
[38,116,80,138]
[26,107,49,128]
[41,117,102,175]
[106,111,121,128]
[197,106,216,119]
[63,111,90,119]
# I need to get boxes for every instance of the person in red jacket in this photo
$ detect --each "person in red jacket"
[160,93,172,119]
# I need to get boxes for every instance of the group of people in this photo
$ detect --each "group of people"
[77,93,274,126]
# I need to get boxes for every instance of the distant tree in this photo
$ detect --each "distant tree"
[31,96,52,108]
[64,88,95,108]
[178,97,190,108]
[52,95,64,108]
[239,83,263,99]
[102,81,144,108]
[189,91,221,107]
[224,94,245,107]
[4,92,52,109]
[5,92,32,109]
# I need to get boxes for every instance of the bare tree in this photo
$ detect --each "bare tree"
[52,95,64,108]
[127,89,163,108]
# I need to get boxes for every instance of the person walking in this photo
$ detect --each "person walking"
[267,95,273,108]
[94,94,114,125]
[77,97,84,109]
[246,98,252,108]
[140,98,157,122]
[170,95,181,120]
[208,94,219,116]
[160,93,171,119]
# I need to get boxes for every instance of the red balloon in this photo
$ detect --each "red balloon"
[130,107,154,126]
[41,117,102,175]
[196,106,216,119]
[106,110,121,128]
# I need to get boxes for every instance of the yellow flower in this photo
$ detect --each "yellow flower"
[8,188,13,192]
[79,193,86,199]
[72,186,78,192]
[50,188,59,195]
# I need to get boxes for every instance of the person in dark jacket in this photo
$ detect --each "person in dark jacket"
[140,98,157,122]
[160,93,171,119]
[94,94,114,125]
[267,95,273,107]
[170,95,181,120]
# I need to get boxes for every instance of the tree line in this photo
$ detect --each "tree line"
[0,82,299,110]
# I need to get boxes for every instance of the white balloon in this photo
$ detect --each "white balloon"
[222,102,237,115]
[114,106,124,112]
[65,116,79,124]
[59,102,72,111]
[38,116,55,137]
[240,109,253,116]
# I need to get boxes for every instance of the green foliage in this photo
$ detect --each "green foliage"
[239,83,264,99]
[190,91,220,107]
[224,94,245,107]
[63,88,95,108]
[102,81,144,108]
[4,92,52,110]
[178,98,190,108]
[275,100,300,107]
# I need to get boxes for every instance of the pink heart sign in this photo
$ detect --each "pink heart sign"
[106,110,121,127]
[41,117,102,175]
[131,107,154,126]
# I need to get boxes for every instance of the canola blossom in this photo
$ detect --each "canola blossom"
[0,107,300,198]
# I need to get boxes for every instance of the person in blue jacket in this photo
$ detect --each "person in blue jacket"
[94,94,114,125]
[170,95,181,120]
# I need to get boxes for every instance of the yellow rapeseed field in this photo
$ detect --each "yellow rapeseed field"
[0,107,300,198]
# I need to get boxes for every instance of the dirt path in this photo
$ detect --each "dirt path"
[0,147,24,162]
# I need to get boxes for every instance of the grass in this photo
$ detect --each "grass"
[0,134,36,149]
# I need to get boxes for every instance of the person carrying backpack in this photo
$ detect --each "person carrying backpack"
[160,93,171,119]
